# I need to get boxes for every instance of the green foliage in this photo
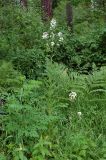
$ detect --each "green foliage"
[0,60,106,159]
[53,1,106,73]
[0,3,46,78]
[0,1,106,159]
[0,61,25,93]
[11,48,45,79]
[31,136,52,160]
[0,0,105,78]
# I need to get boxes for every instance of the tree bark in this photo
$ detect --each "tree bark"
[20,0,28,9]
[66,2,73,32]
[41,0,53,21]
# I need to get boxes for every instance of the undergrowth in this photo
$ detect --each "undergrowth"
[0,60,106,160]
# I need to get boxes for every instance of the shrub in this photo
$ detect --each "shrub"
[0,61,25,93]
[0,3,46,78]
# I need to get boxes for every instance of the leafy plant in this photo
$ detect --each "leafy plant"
[0,61,25,93]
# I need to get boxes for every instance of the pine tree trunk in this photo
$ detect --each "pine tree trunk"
[66,2,73,32]
[41,0,53,21]
[20,0,28,9]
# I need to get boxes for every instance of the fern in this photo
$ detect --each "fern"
[1,60,106,159]
[87,67,106,99]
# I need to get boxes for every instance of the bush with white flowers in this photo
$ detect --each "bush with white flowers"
[42,18,64,50]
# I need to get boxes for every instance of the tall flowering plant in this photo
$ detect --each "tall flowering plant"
[42,18,64,55]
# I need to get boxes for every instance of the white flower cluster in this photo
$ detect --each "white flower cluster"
[58,32,64,42]
[50,18,57,29]
[77,112,82,119]
[91,0,97,9]
[77,112,82,116]
[42,32,49,39]
[69,91,77,101]
[51,42,55,46]
[42,18,64,47]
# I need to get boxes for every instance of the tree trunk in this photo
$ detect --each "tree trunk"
[20,0,28,9]
[66,2,73,32]
[41,0,53,21]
